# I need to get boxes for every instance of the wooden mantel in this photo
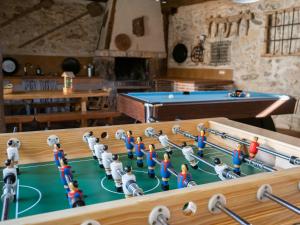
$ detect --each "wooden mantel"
[94,49,167,58]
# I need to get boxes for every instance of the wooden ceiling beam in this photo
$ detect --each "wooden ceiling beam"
[161,0,215,10]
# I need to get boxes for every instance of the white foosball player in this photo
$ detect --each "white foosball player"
[214,158,230,181]
[6,138,21,175]
[181,142,198,169]
[110,154,123,193]
[94,138,105,168]
[2,159,17,202]
[121,166,137,198]
[158,131,172,155]
[83,131,97,160]
[102,145,113,179]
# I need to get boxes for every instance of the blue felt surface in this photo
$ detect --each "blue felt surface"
[126,91,289,104]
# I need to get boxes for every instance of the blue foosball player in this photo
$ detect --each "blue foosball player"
[68,181,85,208]
[197,129,207,157]
[124,130,134,159]
[160,153,173,191]
[59,158,73,193]
[232,143,244,176]
[177,164,192,189]
[135,137,145,168]
[146,144,157,178]
[53,143,65,168]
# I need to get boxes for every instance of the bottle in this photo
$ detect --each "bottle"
[87,64,94,78]
[36,66,43,76]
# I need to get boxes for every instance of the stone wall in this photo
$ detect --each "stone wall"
[168,0,300,131]
[0,0,104,56]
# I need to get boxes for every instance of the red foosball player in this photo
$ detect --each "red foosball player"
[197,129,207,157]
[60,158,73,193]
[249,137,259,159]
[135,137,145,168]
[124,131,135,159]
[232,143,244,176]
[53,143,65,168]
[146,144,157,178]
[160,153,173,191]
[67,181,85,208]
[177,164,192,189]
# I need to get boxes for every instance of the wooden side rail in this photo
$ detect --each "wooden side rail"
[5,115,35,132]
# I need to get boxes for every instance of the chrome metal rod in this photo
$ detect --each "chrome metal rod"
[216,202,251,225]
[1,196,10,221]
[176,129,276,172]
[206,128,300,165]
[264,192,300,215]
[149,131,215,169]
[1,177,13,221]
[205,141,275,172]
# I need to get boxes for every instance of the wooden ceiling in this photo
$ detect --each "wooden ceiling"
[161,0,215,10]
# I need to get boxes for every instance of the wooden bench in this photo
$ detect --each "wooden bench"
[35,111,122,127]
[5,115,35,132]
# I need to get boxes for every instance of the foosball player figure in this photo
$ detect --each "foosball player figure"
[124,130,135,159]
[196,129,206,157]
[214,157,230,181]
[59,158,73,193]
[2,159,17,201]
[7,139,20,175]
[94,138,104,168]
[87,131,97,160]
[177,164,193,189]
[158,130,172,155]
[53,143,65,169]
[232,143,244,176]
[160,153,173,191]
[67,181,85,208]
[102,145,113,179]
[121,166,136,198]
[135,136,145,168]
[249,137,259,159]
[146,144,157,178]
[181,142,198,169]
[110,154,123,192]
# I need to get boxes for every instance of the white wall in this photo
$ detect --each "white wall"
[109,0,165,52]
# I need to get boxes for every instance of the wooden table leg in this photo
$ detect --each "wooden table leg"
[81,97,88,127]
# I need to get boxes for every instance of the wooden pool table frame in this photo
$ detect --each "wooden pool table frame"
[0,118,300,225]
[117,93,296,124]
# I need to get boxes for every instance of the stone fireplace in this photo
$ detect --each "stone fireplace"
[114,57,148,81]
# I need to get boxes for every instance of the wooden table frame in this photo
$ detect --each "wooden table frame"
[0,118,299,224]
[4,90,110,127]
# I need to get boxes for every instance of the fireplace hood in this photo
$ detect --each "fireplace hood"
[96,0,166,58]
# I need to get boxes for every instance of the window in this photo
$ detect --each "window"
[265,7,300,56]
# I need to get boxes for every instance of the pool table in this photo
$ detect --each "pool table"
[117,91,296,129]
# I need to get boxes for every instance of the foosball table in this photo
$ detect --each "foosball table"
[0,118,300,225]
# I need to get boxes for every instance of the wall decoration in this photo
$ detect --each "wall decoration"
[115,33,132,51]
[206,11,254,38]
[172,43,188,63]
[210,41,231,66]
[132,16,145,37]
[191,35,206,63]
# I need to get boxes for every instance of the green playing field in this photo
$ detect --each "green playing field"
[1,145,264,220]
